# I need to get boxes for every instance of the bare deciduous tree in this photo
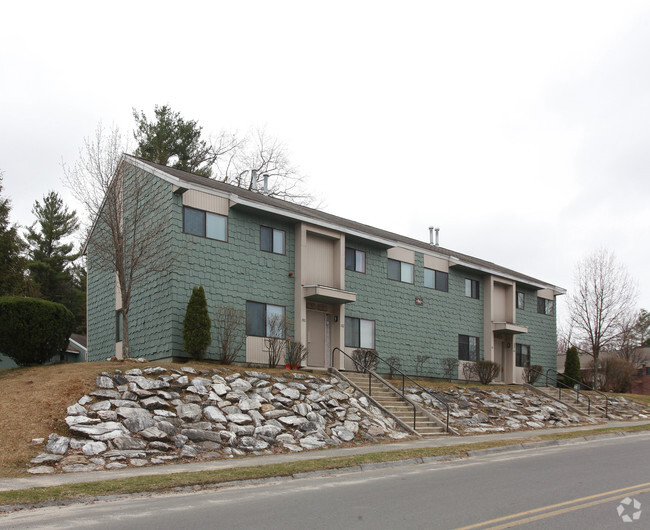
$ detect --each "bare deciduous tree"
[568,249,638,388]
[64,123,173,358]
[265,313,287,368]
[214,306,246,365]
[441,357,459,381]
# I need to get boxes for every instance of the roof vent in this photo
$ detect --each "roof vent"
[263,173,269,194]
[429,226,440,246]
[251,169,258,191]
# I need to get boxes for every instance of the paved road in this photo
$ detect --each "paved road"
[3,433,650,529]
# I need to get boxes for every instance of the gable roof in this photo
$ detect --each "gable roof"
[123,154,565,294]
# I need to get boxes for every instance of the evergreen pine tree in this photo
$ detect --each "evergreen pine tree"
[183,286,212,360]
[564,345,581,384]
[0,173,26,295]
[25,191,80,305]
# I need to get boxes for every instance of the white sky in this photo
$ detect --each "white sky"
[1,0,649,326]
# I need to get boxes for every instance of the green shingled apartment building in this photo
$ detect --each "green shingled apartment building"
[86,155,564,384]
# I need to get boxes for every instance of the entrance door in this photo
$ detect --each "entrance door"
[494,337,505,382]
[306,310,328,367]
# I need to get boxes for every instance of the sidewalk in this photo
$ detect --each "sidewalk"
[2,420,648,492]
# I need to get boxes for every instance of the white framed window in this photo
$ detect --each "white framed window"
[260,226,285,255]
[388,258,414,284]
[465,279,479,299]
[246,301,286,338]
[424,268,448,292]
[517,291,525,310]
[345,247,366,273]
[537,298,554,315]
[183,206,227,241]
[345,316,375,349]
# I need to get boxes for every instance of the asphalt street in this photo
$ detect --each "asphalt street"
[3,431,649,529]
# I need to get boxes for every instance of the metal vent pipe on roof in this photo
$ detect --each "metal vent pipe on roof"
[251,169,258,191]
[263,173,269,194]
[435,227,440,246]
[429,226,440,246]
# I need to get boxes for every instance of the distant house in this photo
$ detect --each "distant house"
[0,333,87,369]
[86,155,565,384]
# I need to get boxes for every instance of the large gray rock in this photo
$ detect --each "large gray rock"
[123,415,156,433]
[211,383,229,396]
[96,376,114,389]
[27,466,56,474]
[90,389,121,399]
[332,426,355,442]
[203,406,227,423]
[66,403,87,416]
[128,376,170,390]
[278,415,307,426]
[82,441,108,456]
[89,400,112,411]
[228,423,255,436]
[245,371,271,380]
[31,453,64,464]
[231,379,252,393]
[144,366,167,375]
[182,429,222,443]
[116,407,152,420]
[299,435,327,449]
[65,415,99,427]
[45,434,70,454]
[280,387,301,400]
[227,413,252,424]
[113,436,147,450]
[176,403,203,422]
[254,424,283,438]
[240,436,269,451]
[180,445,200,458]
[239,397,262,411]
[140,426,170,441]
[141,396,169,410]
[69,421,128,440]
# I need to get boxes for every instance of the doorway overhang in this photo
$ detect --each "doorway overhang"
[303,285,357,304]
[492,322,528,335]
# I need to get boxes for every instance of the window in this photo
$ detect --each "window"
[424,268,449,292]
[465,279,479,299]
[183,206,227,241]
[387,258,414,283]
[516,291,525,310]
[516,343,530,367]
[458,335,479,361]
[345,317,375,349]
[646,367,650,376]
[345,247,366,273]
[260,226,285,254]
[537,297,554,315]
[246,301,286,338]
[115,310,123,342]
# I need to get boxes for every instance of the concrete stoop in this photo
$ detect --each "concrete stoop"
[338,371,448,436]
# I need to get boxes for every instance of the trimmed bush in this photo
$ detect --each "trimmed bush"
[564,346,581,385]
[602,358,635,393]
[183,286,211,360]
[523,365,543,385]
[463,360,501,384]
[0,296,74,366]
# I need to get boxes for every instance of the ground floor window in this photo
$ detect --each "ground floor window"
[458,334,479,361]
[516,343,530,367]
[345,317,375,349]
[246,301,286,338]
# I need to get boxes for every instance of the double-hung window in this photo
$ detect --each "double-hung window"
[516,343,530,367]
[246,301,286,338]
[537,298,554,315]
[345,247,366,273]
[387,258,414,284]
[424,268,448,292]
[345,317,375,349]
[465,279,480,299]
[516,291,525,310]
[261,226,285,255]
[183,206,227,241]
[458,334,479,361]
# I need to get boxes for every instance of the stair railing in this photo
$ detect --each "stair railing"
[532,367,609,418]
[332,348,450,432]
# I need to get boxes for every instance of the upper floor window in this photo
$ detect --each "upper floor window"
[465,279,479,299]
[261,226,285,255]
[345,316,375,349]
[516,291,525,310]
[516,343,530,367]
[458,334,479,361]
[424,268,448,292]
[246,301,286,338]
[387,258,414,284]
[183,206,227,241]
[537,297,554,316]
[345,247,366,273]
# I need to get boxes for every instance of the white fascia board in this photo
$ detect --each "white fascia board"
[128,156,566,294]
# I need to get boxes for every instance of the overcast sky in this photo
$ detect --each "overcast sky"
[1,1,649,325]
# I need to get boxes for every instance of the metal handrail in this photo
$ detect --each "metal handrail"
[533,367,609,418]
[332,348,450,432]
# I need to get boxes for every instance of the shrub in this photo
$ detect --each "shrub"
[415,355,431,376]
[463,360,501,384]
[0,296,74,365]
[602,358,636,393]
[286,339,308,367]
[441,357,459,381]
[182,286,211,360]
[265,313,287,368]
[523,365,543,385]
[384,356,402,379]
[564,346,581,384]
[352,349,378,372]
[214,306,245,364]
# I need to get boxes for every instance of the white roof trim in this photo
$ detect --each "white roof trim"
[126,156,566,294]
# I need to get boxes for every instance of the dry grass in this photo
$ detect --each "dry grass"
[0,360,297,478]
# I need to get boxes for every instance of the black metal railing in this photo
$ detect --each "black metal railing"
[332,348,450,432]
[532,367,609,418]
